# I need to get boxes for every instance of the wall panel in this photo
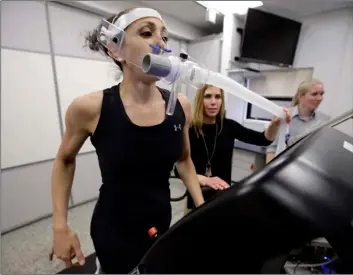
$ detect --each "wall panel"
[249,68,314,97]
[48,2,106,61]
[1,1,50,53]
[1,49,62,169]
[185,36,222,105]
[55,55,118,153]
[1,160,62,233]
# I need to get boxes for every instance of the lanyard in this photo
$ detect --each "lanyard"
[285,133,290,146]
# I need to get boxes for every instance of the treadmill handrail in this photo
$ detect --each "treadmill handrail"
[169,175,238,202]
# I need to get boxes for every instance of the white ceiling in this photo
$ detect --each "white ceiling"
[142,0,353,33]
[141,1,210,28]
[71,1,353,35]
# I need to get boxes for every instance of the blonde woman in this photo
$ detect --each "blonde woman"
[175,84,291,211]
[266,79,331,163]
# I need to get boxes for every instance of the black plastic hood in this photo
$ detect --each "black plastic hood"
[135,126,353,274]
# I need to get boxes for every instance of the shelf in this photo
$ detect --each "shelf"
[226,66,314,79]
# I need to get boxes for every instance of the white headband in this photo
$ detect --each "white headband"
[114,8,166,30]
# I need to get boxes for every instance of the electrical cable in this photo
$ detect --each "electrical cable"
[293,260,301,274]
[286,256,338,269]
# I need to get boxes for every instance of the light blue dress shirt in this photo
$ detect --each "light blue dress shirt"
[266,106,331,154]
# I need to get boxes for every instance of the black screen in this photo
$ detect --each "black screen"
[240,8,302,67]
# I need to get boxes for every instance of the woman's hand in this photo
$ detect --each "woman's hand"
[208,177,230,190]
[50,226,85,268]
[198,175,229,190]
[271,107,291,126]
[265,107,291,141]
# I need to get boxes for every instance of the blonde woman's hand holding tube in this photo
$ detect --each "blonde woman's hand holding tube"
[265,107,291,141]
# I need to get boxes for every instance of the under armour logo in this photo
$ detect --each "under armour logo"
[174,124,182,131]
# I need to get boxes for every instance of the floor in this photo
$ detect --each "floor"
[1,179,186,274]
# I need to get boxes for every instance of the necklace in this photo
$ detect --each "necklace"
[201,123,218,177]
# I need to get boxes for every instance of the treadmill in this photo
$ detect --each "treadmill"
[132,109,353,274]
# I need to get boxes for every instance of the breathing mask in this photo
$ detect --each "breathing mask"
[97,8,172,70]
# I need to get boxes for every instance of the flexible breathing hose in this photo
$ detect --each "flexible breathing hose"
[142,53,289,154]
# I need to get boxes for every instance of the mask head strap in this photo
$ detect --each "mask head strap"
[114,8,171,54]
[114,8,166,30]
[97,8,171,64]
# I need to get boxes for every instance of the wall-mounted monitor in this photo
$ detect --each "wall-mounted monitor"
[239,8,302,67]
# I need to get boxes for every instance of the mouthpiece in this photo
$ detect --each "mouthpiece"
[142,54,172,77]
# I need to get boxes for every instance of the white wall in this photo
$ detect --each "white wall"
[220,14,242,75]
[249,68,313,97]
[185,34,223,105]
[220,14,251,124]
[1,49,63,169]
[294,7,353,135]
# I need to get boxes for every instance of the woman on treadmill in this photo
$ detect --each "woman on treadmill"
[176,84,290,212]
[50,7,204,273]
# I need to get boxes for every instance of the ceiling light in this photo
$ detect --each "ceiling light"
[196,1,263,15]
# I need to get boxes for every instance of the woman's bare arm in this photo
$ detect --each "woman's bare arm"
[51,94,100,230]
[175,94,205,207]
[266,152,276,164]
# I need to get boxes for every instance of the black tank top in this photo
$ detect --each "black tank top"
[90,84,185,228]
